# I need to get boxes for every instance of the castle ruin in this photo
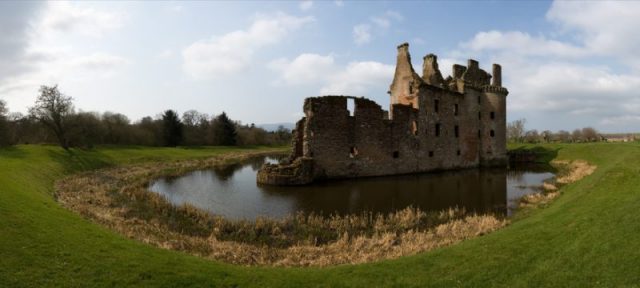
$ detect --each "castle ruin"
[257,43,508,185]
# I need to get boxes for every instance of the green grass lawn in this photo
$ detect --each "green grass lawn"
[1,143,639,287]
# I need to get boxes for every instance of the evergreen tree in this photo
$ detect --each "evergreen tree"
[212,112,237,146]
[161,110,183,147]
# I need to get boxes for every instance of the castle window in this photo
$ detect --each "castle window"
[434,99,439,113]
[454,104,459,116]
[490,111,495,120]
[490,130,495,137]
[347,98,355,116]
[454,125,459,138]
[429,151,434,157]
[457,150,461,156]
[411,121,418,136]
[349,146,359,158]
[478,112,481,120]
[435,123,441,137]
[478,130,481,138]
[393,151,400,158]
[477,96,481,104]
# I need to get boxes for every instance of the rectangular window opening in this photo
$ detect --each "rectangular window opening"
[490,130,495,137]
[454,104,459,116]
[435,123,441,137]
[393,151,400,158]
[434,99,439,113]
[347,98,355,116]
[457,150,461,156]
[490,111,495,120]
[478,112,481,120]
[454,125,459,138]
[429,151,434,157]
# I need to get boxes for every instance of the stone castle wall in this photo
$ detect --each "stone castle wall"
[257,43,508,185]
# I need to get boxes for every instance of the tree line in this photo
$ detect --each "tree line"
[0,85,291,149]
[507,118,601,143]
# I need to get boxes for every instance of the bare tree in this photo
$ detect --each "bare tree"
[524,129,540,143]
[507,118,526,143]
[0,99,7,116]
[102,112,131,144]
[571,129,583,143]
[556,130,570,142]
[541,130,553,143]
[0,100,9,146]
[581,127,599,142]
[29,85,74,150]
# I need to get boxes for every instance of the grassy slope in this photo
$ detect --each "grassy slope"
[1,143,639,287]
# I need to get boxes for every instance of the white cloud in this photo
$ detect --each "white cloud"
[299,1,313,11]
[0,2,44,80]
[166,4,183,13]
[37,1,125,38]
[464,30,587,58]
[385,11,403,22]
[370,17,390,29]
[353,24,371,45]
[269,52,394,96]
[354,11,403,45]
[269,53,335,85]
[157,49,174,59]
[600,115,640,127]
[547,1,640,62]
[442,1,640,131]
[71,53,128,71]
[321,61,394,95]
[371,10,403,28]
[0,1,127,112]
[182,12,314,79]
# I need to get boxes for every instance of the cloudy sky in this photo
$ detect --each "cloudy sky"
[1,1,639,132]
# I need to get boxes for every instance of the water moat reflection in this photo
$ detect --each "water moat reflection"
[149,155,554,220]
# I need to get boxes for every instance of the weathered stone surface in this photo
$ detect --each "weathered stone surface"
[258,43,508,185]
[257,157,315,185]
[422,54,444,87]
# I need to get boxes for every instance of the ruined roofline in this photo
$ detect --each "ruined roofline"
[393,42,505,90]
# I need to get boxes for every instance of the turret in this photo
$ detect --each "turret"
[389,43,422,114]
[492,64,502,86]
[422,54,444,87]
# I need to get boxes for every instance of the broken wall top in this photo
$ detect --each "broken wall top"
[391,42,507,95]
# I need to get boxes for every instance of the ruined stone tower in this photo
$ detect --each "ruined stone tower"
[258,43,508,185]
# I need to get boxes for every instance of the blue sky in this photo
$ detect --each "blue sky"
[1,1,639,132]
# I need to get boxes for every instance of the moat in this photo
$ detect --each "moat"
[149,155,553,220]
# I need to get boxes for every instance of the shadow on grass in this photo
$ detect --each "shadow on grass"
[0,146,28,159]
[47,147,114,174]
[508,145,561,164]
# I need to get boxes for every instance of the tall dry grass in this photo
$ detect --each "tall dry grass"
[56,151,507,266]
[520,159,596,207]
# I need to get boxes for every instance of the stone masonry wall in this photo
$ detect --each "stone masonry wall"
[257,43,508,185]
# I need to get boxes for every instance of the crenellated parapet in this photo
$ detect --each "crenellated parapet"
[483,85,509,95]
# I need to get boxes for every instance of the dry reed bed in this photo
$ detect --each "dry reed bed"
[520,160,597,207]
[56,151,509,266]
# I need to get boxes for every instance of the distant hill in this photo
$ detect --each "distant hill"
[258,123,295,132]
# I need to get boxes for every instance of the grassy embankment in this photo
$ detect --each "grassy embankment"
[2,143,640,286]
